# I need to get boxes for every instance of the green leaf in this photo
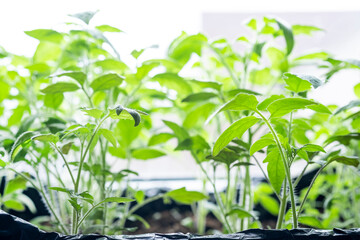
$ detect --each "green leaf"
[135,190,145,204]
[90,73,124,92]
[24,29,63,44]
[246,18,257,30]
[69,11,98,25]
[294,52,329,61]
[250,138,275,156]
[10,131,36,161]
[0,159,6,167]
[182,92,217,102]
[4,176,27,195]
[189,80,222,91]
[44,93,64,109]
[103,197,134,203]
[334,100,360,115]
[41,82,80,94]
[298,216,323,228]
[328,155,359,167]
[183,103,216,129]
[152,73,192,95]
[109,105,147,127]
[148,133,174,146]
[292,25,323,36]
[4,199,25,211]
[283,73,322,93]
[61,142,73,155]
[94,59,128,74]
[267,98,318,118]
[168,32,207,66]
[354,83,360,99]
[31,134,59,143]
[259,195,279,215]
[263,149,285,194]
[95,24,122,33]
[163,120,189,142]
[54,71,86,86]
[166,187,207,204]
[325,133,360,146]
[0,80,10,103]
[306,104,332,114]
[227,207,256,219]
[207,94,258,124]
[132,148,165,160]
[80,108,103,119]
[99,129,117,147]
[275,18,294,55]
[298,144,325,153]
[206,148,243,167]
[175,135,210,152]
[213,116,260,156]
[49,187,73,194]
[257,95,285,111]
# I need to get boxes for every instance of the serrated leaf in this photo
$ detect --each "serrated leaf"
[109,106,147,127]
[206,94,258,124]
[283,73,322,93]
[90,73,124,92]
[257,95,285,111]
[31,134,59,143]
[292,25,323,36]
[132,148,165,160]
[268,98,318,118]
[4,200,25,211]
[250,138,275,155]
[4,177,27,195]
[10,131,36,161]
[69,11,98,25]
[99,128,117,147]
[44,93,63,109]
[328,155,359,167]
[227,207,256,219]
[163,120,189,142]
[25,29,63,44]
[166,187,207,204]
[41,82,80,94]
[334,100,360,115]
[151,73,192,95]
[298,216,323,228]
[81,108,103,119]
[263,149,285,194]
[103,197,134,203]
[148,133,174,146]
[213,116,260,156]
[275,18,294,55]
[298,144,326,153]
[95,24,122,33]
[54,71,86,86]
[182,92,217,102]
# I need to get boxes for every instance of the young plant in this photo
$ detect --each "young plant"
[208,72,359,228]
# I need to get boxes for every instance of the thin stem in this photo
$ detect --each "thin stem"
[255,110,298,228]
[297,163,328,219]
[52,144,76,186]
[276,180,287,229]
[294,162,309,188]
[191,151,233,233]
[252,156,280,201]
[208,44,240,87]
[10,168,69,234]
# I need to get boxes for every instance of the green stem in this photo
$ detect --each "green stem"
[10,168,69,234]
[255,110,298,228]
[208,44,240,87]
[297,163,328,219]
[52,144,76,186]
[276,179,287,229]
[191,151,233,233]
[294,162,309,188]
